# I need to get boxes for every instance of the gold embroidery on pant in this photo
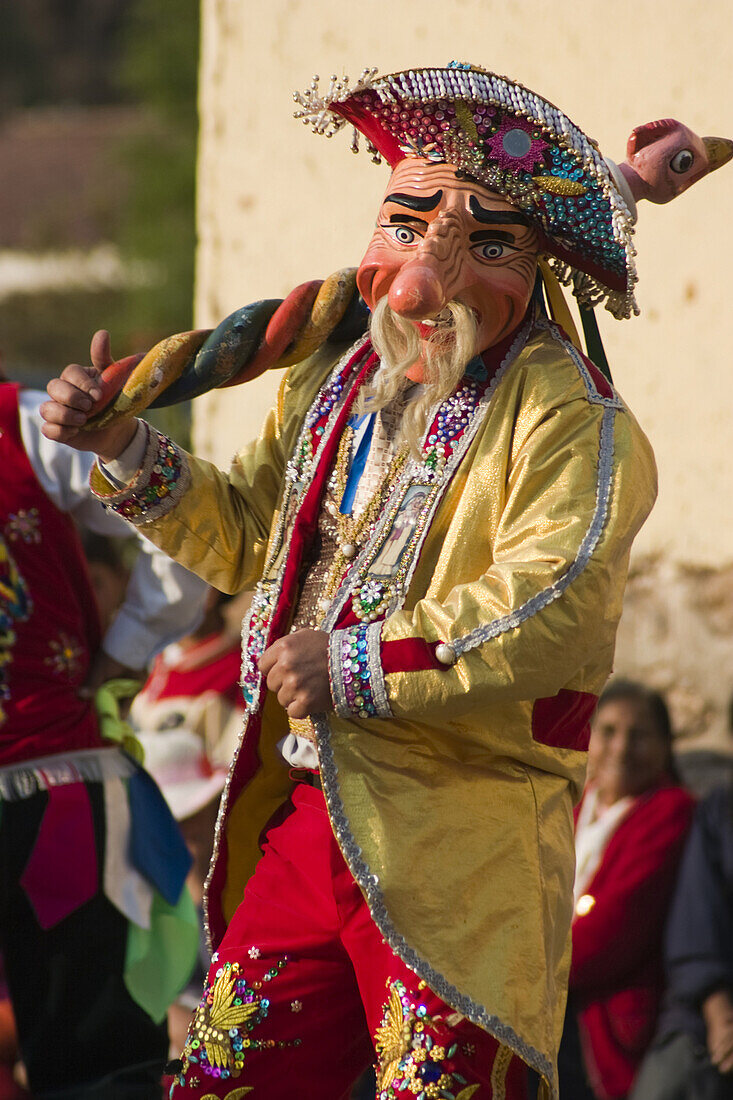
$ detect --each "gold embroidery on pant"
[490,1043,513,1100]
[374,977,479,1098]
[173,958,301,1090]
[201,1090,254,1099]
[375,981,414,1090]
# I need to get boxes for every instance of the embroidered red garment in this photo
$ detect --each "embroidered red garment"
[169,781,533,1099]
[0,383,103,766]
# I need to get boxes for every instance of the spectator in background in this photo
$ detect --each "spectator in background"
[0,377,207,1098]
[137,729,227,1057]
[81,530,130,634]
[558,680,695,1100]
[630,782,733,1100]
[131,587,244,768]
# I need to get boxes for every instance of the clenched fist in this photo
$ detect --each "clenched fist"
[41,330,138,462]
[258,629,332,719]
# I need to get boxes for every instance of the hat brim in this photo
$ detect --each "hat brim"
[163,773,227,821]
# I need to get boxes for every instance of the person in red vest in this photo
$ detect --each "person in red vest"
[0,377,207,1098]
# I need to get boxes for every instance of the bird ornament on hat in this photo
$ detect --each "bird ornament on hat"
[83,62,732,427]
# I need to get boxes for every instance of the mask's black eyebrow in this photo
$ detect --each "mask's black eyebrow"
[383,190,443,212]
[388,213,427,225]
[469,195,532,226]
[469,229,516,243]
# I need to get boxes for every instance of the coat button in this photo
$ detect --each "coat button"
[435,642,457,666]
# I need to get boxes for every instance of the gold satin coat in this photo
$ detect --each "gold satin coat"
[100,321,657,1094]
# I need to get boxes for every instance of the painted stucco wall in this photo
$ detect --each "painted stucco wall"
[193,0,733,746]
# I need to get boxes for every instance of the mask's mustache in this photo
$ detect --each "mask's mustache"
[363,297,479,458]
[371,297,478,369]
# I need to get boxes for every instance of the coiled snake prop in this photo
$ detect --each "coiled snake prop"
[86,268,369,428]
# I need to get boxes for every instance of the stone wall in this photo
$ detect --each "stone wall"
[615,557,733,749]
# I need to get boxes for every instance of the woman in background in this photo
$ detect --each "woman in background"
[630,779,733,1100]
[559,680,695,1100]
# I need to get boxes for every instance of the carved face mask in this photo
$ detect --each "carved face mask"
[357,158,539,361]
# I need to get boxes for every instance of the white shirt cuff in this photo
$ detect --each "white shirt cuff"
[100,421,148,487]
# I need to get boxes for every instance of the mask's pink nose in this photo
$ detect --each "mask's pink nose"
[387,260,446,321]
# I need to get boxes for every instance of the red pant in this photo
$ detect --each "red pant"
[169,781,533,1099]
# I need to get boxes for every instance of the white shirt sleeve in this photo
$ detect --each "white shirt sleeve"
[18,391,208,667]
[100,420,148,486]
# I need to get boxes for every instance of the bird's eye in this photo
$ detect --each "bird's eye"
[670,149,694,174]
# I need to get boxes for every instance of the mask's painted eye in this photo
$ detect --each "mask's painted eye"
[475,240,514,260]
[384,224,419,245]
[670,149,694,174]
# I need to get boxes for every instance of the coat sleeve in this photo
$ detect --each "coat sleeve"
[89,355,328,594]
[663,789,733,1005]
[328,389,657,723]
[569,788,694,992]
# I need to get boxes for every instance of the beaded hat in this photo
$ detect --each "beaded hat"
[294,63,638,319]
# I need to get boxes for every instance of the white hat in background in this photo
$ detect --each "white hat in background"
[137,728,227,821]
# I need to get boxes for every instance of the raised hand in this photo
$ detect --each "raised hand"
[41,331,140,461]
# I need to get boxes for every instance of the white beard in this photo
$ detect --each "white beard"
[363,297,479,457]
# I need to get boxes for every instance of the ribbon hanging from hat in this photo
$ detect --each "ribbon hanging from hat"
[536,259,613,384]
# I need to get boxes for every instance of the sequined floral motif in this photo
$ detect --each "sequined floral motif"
[174,959,300,1088]
[374,979,477,1099]
[5,508,41,544]
[484,116,548,174]
[45,632,84,680]
[399,135,443,162]
[0,536,32,725]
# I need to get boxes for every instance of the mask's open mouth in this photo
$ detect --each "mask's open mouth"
[416,305,480,341]
[416,309,453,340]
[419,308,452,328]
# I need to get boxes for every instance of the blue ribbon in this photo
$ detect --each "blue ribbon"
[340,412,376,516]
